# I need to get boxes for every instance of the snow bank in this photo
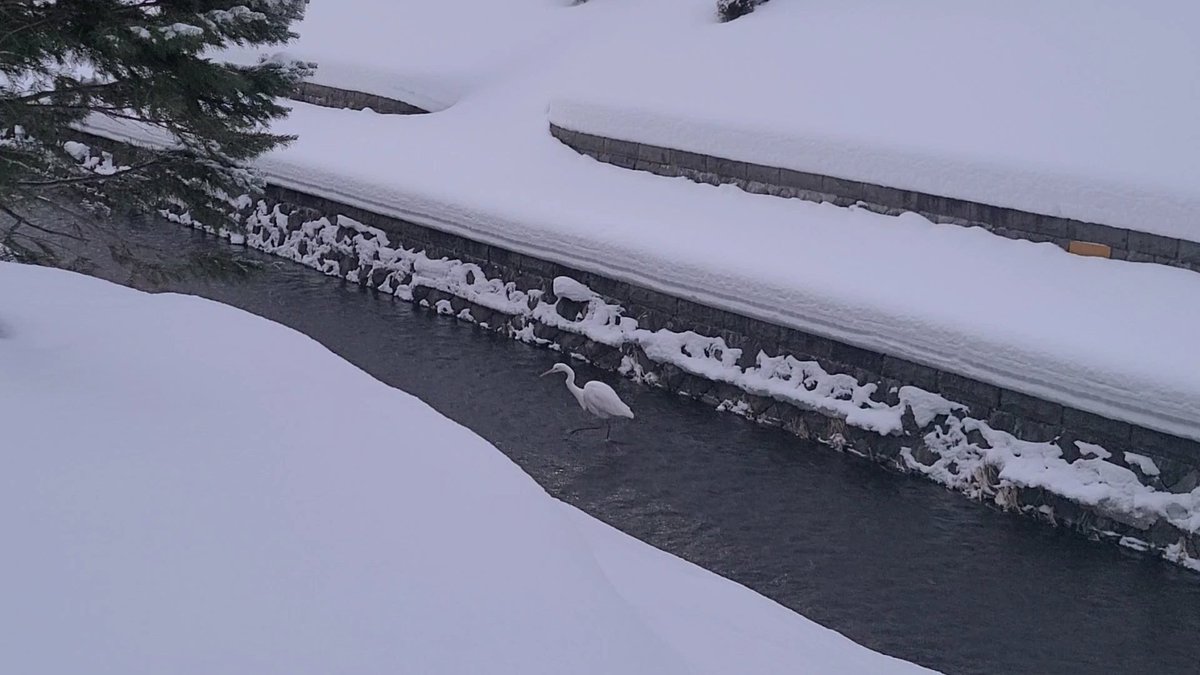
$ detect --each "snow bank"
[906,418,1200,570]
[219,0,601,112]
[0,262,931,674]
[193,205,1200,571]
[87,0,1200,445]
[550,0,1200,242]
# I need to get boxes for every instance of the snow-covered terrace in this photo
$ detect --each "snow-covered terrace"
[182,0,1200,442]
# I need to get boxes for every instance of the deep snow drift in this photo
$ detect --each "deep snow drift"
[88,0,1200,445]
[0,262,932,674]
[550,0,1200,241]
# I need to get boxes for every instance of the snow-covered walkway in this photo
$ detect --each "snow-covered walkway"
[96,0,1199,443]
[0,262,932,674]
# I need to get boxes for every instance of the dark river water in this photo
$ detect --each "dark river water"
[23,214,1200,674]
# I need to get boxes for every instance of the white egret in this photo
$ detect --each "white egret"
[540,363,634,440]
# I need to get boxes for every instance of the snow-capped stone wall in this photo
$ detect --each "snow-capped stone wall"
[291,81,427,115]
[548,124,1200,273]
[175,185,1200,572]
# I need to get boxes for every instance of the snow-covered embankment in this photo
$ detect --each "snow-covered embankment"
[177,195,1200,572]
[0,260,932,674]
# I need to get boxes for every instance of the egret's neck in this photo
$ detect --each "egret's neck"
[561,368,582,395]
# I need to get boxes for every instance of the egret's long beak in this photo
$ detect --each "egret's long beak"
[539,369,555,377]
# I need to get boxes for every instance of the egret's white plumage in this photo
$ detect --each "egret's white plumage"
[541,363,633,439]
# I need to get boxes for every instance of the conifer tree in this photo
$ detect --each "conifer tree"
[718,0,769,22]
[0,0,311,258]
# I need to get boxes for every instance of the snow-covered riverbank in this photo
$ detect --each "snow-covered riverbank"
[0,262,932,674]
[171,0,1200,444]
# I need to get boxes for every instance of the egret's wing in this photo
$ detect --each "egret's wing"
[584,381,634,419]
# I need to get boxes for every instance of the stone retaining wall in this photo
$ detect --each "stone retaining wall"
[181,183,1200,571]
[291,82,427,115]
[549,123,1200,273]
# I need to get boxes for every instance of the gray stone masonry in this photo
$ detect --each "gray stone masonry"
[548,123,1199,274]
[292,82,427,115]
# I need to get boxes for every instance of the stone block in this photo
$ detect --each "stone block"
[1177,238,1200,266]
[685,299,725,328]
[942,197,978,223]
[1013,416,1061,444]
[1072,220,1128,248]
[709,156,748,180]
[742,316,783,344]
[558,331,587,353]
[604,137,640,159]
[636,143,670,164]
[1130,425,1200,464]
[822,175,866,202]
[632,307,667,332]
[999,389,1064,425]
[703,309,738,336]
[1167,470,1200,495]
[593,345,624,371]
[776,329,830,360]
[778,168,825,193]
[608,154,638,170]
[582,274,622,299]
[573,131,606,153]
[671,149,709,172]
[914,192,949,218]
[803,333,837,359]
[938,372,1000,412]
[829,341,884,375]
[656,362,686,391]
[1062,407,1132,446]
[745,162,781,185]
[672,297,703,324]
[734,339,767,370]
[628,284,678,314]
[516,253,559,278]
[881,355,939,391]
[860,183,909,211]
[457,237,490,261]
[998,208,1034,234]
[556,298,587,321]
[1127,231,1180,259]
[963,202,994,227]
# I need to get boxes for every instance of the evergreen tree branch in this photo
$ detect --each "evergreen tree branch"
[7,81,124,105]
[0,201,85,242]
[15,159,159,188]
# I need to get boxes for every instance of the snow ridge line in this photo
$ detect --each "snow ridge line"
[547,123,1200,271]
[168,197,1200,572]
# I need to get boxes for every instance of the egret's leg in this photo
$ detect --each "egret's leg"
[567,425,601,436]
[605,420,612,440]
